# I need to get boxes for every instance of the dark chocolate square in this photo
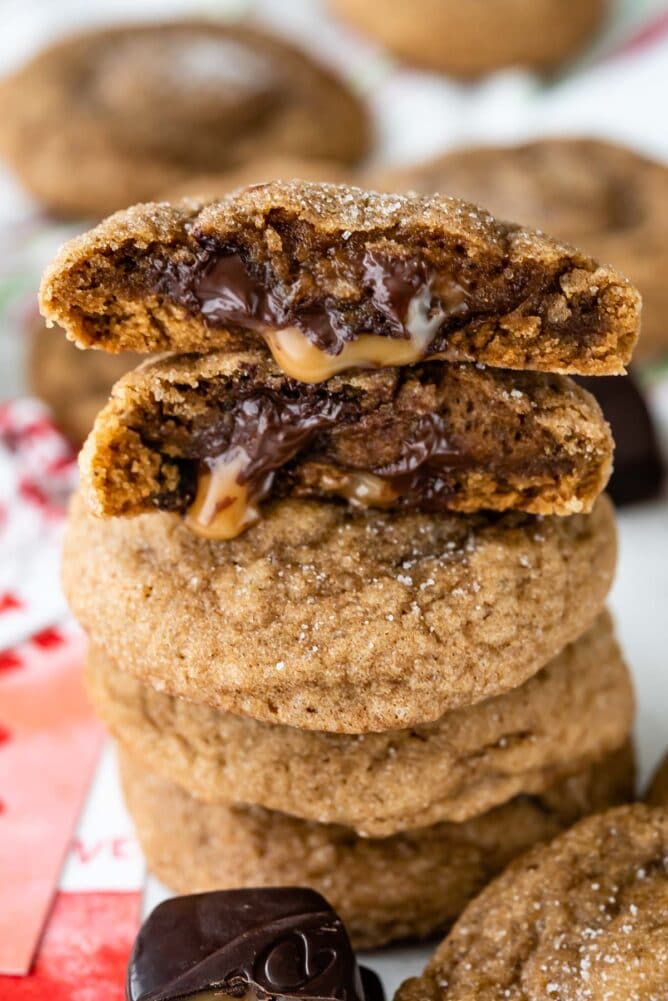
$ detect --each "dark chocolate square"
[127,888,377,1001]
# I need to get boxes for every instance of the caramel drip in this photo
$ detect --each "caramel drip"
[185,451,260,540]
[265,329,411,383]
[264,315,446,385]
[186,457,404,540]
[263,283,449,383]
[192,249,467,382]
[313,466,400,507]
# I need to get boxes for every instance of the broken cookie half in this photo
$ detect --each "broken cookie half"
[40,181,640,379]
[79,349,612,539]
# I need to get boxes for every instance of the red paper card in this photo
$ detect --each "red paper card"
[0,630,103,974]
[0,891,141,1000]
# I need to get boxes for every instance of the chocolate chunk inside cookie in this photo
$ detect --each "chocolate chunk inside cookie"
[80,351,612,537]
[39,182,640,376]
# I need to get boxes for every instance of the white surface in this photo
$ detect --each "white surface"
[0,0,666,993]
[60,744,145,893]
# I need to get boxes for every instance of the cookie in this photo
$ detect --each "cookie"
[27,317,140,443]
[646,753,668,808]
[79,351,613,534]
[39,182,640,377]
[397,801,667,1000]
[87,611,633,836]
[62,491,616,733]
[162,155,352,201]
[376,139,668,362]
[330,0,607,78]
[577,374,664,506]
[0,23,369,218]
[119,743,634,950]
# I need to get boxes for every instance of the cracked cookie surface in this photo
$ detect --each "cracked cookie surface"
[397,802,668,1001]
[40,182,640,375]
[88,612,633,836]
[63,491,616,732]
[119,743,634,950]
[375,139,668,363]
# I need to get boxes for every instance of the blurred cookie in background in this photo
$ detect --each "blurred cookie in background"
[0,21,370,218]
[28,158,353,445]
[27,318,139,444]
[330,0,608,77]
[163,155,353,201]
[372,137,667,505]
[373,139,668,365]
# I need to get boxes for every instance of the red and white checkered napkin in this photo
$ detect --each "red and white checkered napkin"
[0,399,143,994]
[0,398,77,649]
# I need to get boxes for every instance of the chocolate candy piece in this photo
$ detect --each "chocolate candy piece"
[358,969,384,1001]
[126,887,381,1001]
[577,372,664,505]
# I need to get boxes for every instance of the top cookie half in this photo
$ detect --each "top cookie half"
[39,181,641,378]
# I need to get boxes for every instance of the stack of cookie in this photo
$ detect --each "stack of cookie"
[41,182,639,948]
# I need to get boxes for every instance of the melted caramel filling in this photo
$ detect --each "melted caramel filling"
[185,451,260,540]
[185,455,401,541]
[314,466,399,507]
[264,328,419,383]
[263,286,447,384]
[191,249,468,382]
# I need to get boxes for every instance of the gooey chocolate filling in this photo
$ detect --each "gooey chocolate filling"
[183,392,346,538]
[192,248,471,351]
[151,386,568,540]
[151,245,479,382]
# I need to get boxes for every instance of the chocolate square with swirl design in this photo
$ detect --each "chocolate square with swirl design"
[126,888,383,1001]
